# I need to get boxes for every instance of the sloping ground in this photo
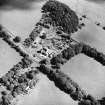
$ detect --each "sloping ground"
[0,0,105,105]
[0,39,21,77]
[59,0,105,24]
[62,54,105,99]
[73,20,105,54]
[0,1,46,41]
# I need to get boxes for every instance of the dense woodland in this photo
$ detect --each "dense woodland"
[42,0,79,34]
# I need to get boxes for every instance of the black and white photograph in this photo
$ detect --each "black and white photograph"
[0,0,105,105]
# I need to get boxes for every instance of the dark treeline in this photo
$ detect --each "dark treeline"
[0,1,105,104]
[3,38,28,57]
[81,44,105,66]
[1,25,105,105]
[0,0,43,10]
[39,41,105,105]
[37,64,100,105]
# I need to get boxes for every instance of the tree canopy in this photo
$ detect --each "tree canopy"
[42,0,79,34]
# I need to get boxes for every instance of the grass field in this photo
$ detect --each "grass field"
[0,0,105,105]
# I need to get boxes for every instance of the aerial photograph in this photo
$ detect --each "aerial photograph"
[0,0,105,105]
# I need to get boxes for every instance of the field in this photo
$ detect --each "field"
[0,0,105,105]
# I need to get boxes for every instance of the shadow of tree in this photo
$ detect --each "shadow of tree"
[85,0,105,4]
[0,0,46,10]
